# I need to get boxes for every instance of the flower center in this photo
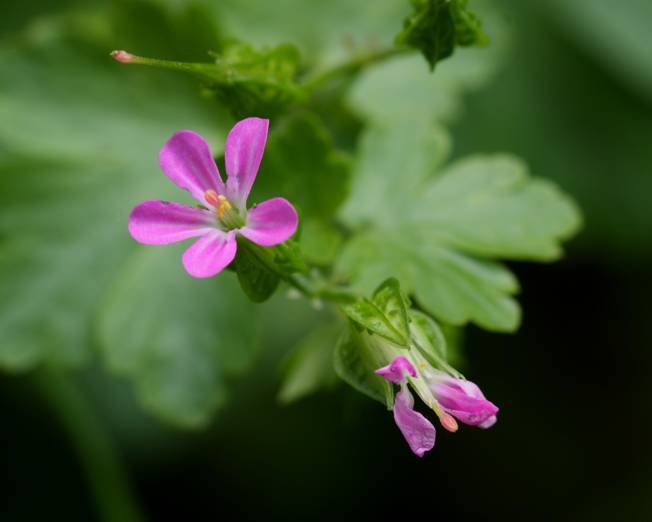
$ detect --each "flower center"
[204,190,245,230]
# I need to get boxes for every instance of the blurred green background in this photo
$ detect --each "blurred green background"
[1,0,651,520]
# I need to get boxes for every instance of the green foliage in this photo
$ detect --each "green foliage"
[333,326,393,408]
[0,26,223,371]
[396,0,488,70]
[98,247,259,427]
[234,239,281,303]
[347,49,503,124]
[208,41,304,118]
[278,322,341,404]
[299,220,343,266]
[253,113,352,220]
[337,121,581,331]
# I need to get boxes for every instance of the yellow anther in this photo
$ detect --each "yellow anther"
[216,194,232,219]
[418,362,427,369]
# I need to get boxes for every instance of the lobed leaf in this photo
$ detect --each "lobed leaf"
[98,247,259,428]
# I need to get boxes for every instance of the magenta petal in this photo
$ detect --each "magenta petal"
[182,230,237,278]
[128,200,215,245]
[160,130,225,206]
[224,117,269,206]
[432,377,499,427]
[239,197,298,246]
[375,356,417,384]
[393,387,436,457]
[478,415,497,429]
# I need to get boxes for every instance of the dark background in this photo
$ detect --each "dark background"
[2,1,651,520]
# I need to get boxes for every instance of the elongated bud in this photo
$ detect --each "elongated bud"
[110,50,136,64]
[439,411,459,433]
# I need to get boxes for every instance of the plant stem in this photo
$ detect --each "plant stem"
[35,369,144,522]
[301,47,409,94]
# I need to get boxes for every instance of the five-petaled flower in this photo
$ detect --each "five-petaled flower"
[376,356,498,457]
[128,117,298,277]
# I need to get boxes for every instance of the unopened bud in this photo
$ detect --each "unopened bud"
[110,50,136,64]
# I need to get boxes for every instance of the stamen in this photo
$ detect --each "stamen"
[216,194,232,219]
[204,190,220,207]
[439,412,459,433]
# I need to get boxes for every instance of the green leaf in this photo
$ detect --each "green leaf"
[213,0,408,68]
[395,0,488,70]
[277,322,341,404]
[371,278,410,344]
[234,239,281,303]
[209,41,304,118]
[340,119,451,228]
[98,247,259,428]
[347,49,503,125]
[337,122,581,332]
[333,327,393,408]
[252,113,352,221]
[0,15,225,370]
[341,296,408,347]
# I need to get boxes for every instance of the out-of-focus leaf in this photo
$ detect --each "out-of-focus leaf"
[98,247,258,428]
[0,7,225,372]
[347,49,502,124]
[214,0,409,67]
[253,113,352,221]
[299,220,342,266]
[395,0,488,70]
[277,322,341,404]
[337,122,581,332]
[340,118,450,227]
[333,326,393,408]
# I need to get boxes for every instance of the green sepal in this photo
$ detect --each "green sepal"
[333,325,394,409]
[372,278,411,345]
[233,238,281,303]
[341,296,409,347]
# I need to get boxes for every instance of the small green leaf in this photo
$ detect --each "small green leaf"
[372,278,410,344]
[278,322,341,404]
[341,297,408,347]
[98,247,259,428]
[333,327,393,408]
[234,239,281,303]
[395,0,488,70]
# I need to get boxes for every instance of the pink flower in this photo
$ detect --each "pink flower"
[429,371,499,428]
[375,356,436,457]
[128,118,298,277]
